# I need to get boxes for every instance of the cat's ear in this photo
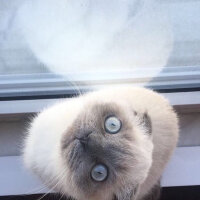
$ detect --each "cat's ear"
[134,111,152,135]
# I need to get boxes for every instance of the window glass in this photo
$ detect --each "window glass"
[0,0,200,98]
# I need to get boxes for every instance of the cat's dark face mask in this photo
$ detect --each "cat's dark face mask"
[61,102,153,200]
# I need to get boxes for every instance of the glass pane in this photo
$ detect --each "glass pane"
[0,0,200,98]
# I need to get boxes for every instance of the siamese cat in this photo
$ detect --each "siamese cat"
[23,86,179,200]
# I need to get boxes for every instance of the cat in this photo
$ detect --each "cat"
[23,86,179,200]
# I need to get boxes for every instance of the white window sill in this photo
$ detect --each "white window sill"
[0,91,200,115]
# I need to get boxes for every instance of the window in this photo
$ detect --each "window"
[1,1,200,198]
[0,0,200,100]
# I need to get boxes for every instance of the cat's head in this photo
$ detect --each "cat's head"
[60,100,153,200]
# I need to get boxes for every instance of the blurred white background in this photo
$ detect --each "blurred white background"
[0,0,199,90]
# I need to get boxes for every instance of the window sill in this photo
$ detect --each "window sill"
[0,91,200,115]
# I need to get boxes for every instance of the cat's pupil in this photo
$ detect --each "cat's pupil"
[111,123,115,126]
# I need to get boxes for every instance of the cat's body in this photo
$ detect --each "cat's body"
[23,87,179,200]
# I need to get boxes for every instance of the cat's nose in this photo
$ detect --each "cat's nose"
[76,131,92,145]
[79,136,89,145]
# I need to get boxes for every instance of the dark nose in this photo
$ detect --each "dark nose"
[79,136,89,144]
[76,131,92,145]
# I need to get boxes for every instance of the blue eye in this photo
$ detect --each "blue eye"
[104,116,121,134]
[91,164,108,182]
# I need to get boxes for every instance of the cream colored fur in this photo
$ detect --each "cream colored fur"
[23,86,179,200]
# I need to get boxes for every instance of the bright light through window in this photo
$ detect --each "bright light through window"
[0,0,200,98]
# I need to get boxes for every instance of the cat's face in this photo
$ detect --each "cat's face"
[60,101,153,200]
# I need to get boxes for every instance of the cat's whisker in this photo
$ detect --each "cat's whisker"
[58,191,65,200]
[68,80,83,97]
[23,168,67,195]
[35,170,67,200]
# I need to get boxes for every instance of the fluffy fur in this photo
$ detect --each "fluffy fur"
[23,86,179,200]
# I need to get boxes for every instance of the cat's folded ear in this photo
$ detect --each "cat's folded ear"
[134,111,152,135]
